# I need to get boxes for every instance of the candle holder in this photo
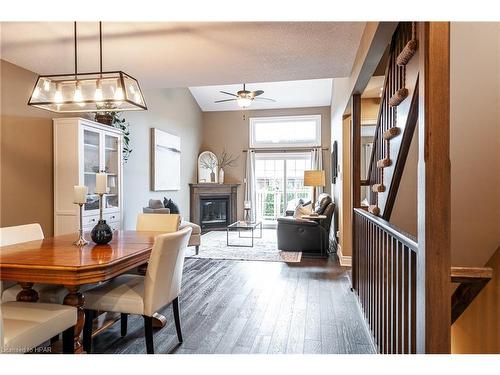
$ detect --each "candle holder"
[73,203,89,246]
[90,193,113,245]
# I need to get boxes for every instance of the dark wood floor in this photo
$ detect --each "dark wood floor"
[92,256,376,354]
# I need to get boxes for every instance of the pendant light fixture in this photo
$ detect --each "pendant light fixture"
[28,22,147,113]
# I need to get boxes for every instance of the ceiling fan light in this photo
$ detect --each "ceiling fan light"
[237,97,252,108]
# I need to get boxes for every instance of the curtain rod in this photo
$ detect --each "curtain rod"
[242,147,329,153]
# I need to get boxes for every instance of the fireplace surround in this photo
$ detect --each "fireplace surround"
[189,183,239,231]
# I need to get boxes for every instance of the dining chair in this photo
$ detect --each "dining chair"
[136,213,181,232]
[83,226,192,354]
[0,224,68,304]
[0,282,77,354]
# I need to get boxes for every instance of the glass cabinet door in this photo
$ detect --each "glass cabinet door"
[83,129,101,212]
[104,133,120,210]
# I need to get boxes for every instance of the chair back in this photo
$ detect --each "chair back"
[143,226,192,316]
[136,213,181,232]
[0,223,44,246]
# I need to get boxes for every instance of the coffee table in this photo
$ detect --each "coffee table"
[226,221,263,247]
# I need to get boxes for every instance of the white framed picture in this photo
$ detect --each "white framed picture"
[151,128,181,191]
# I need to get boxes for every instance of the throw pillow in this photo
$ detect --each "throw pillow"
[163,198,180,214]
[148,199,164,209]
[293,202,313,219]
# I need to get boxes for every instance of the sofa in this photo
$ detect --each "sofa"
[143,199,201,255]
[276,193,334,257]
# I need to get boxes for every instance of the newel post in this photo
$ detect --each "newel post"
[416,22,451,353]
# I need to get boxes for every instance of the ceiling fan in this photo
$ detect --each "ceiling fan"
[214,84,276,108]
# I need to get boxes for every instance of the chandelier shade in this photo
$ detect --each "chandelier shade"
[27,22,147,113]
[28,71,147,113]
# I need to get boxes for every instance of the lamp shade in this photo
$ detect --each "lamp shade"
[304,170,326,187]
[27,71,147,113]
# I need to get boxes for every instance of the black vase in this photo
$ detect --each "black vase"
[91,219,113,245]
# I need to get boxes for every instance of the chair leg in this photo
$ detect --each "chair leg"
[195,245,199,255]
[172,297,183,343]
[83,309,95,354]
[121,313,128,337]
[143,315,154,354]
[62,326,75,354]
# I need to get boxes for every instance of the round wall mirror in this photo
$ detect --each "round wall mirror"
[198,151,218,183]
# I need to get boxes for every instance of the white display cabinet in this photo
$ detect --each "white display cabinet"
[53,117,123,235]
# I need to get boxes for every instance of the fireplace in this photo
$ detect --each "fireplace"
[200,196,229,229]
[189,183,239,231]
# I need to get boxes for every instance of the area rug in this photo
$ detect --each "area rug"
[185,229,302,263]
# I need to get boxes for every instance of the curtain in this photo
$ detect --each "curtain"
[244,150,256,222]
[311,147,324,198]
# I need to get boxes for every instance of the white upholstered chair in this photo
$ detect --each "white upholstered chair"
[0,282,77,354]
[83,226,192,354]
[0,224,68,304]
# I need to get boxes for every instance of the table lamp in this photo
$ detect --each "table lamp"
[304,170,326,206]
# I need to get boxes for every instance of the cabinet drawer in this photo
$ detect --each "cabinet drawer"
[82,215,99,227]
[104,213,119,222]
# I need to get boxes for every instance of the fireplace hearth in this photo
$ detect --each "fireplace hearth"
[189,183,239,231]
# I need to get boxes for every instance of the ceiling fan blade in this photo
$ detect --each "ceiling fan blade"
[255,97,276,102]
[214,98,237,103]
[219,91,238,97]
[252,90,264,96]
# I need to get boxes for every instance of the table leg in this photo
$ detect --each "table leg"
[136,266,167,328]
[63,286,85,353]
[16,282,39,302]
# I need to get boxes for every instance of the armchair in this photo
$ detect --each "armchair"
[277,193,334,256]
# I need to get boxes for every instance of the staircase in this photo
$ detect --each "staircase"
[366,22,419,219]
[353,22,493,353]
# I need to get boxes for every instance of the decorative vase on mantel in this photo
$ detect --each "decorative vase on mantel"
[218,168,225,184]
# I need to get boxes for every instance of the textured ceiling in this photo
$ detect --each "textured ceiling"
[1,22,365,89]
[190,79,333,111]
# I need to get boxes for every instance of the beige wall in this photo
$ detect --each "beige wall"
[330,23,382,260]
[123,88,203,229]
[449,22,500,353]
[201,106,331,220]
[0,60,57,236]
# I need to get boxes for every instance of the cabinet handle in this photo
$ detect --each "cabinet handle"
[90,218,96,222]
[110,215,115,219]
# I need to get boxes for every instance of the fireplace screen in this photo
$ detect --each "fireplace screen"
[200,197,229,228]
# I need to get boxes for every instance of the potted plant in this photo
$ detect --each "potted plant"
[94,112,132,163]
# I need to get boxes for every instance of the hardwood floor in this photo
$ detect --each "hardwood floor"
[91,256,376,354]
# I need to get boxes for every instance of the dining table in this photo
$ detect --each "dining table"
[0,230,165,353]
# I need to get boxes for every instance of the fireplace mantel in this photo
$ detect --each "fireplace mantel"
[189,183,240,230]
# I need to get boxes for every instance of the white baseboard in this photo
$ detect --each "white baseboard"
[337,245,352,267]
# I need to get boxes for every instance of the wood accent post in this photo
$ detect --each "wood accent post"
[351,94,362,290]
[352,94,362,209]
[416,22,451,353]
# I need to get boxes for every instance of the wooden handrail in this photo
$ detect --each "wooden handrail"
[354,208,417,250]
[450,266,493,324]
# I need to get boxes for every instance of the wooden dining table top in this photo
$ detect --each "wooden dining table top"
[0,230,162,286]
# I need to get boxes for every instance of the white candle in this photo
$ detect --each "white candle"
[95,173,108,194]
[73,185,87,204]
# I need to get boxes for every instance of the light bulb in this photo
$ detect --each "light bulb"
[114,86,124,101]
[43,79,50,91]
[94,80,103,101]
[74,82,83,102]
[74,82,85,107]
[32,87,41,99]
[54,85,63,103]
[237,97,252,108]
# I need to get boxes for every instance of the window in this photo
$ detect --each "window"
[254,152,312,225]
[249,115,321,148]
